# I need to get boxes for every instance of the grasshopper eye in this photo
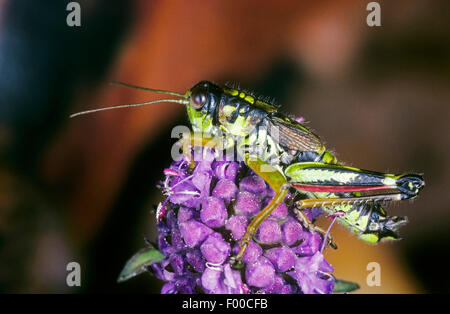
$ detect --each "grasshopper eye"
[190,89,207,109]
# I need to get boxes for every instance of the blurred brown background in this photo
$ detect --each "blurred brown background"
[0,0,448,293]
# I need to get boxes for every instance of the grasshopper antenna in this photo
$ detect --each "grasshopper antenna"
[70,99,189,118]
[70,81,189,118]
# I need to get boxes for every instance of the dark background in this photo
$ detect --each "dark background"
[0,0,449,293]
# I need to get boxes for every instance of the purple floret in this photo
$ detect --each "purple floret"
[200,233,231,264]
[152,148,335,294]
[200,197,227,228]
[245,256,275,288]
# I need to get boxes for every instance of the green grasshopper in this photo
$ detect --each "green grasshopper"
[71,80,425,262]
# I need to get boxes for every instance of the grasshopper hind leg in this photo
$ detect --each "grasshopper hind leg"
[395,174,425,199]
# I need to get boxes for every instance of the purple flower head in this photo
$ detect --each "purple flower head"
[150,148,336,294]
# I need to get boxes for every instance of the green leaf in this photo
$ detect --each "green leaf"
[333,279,360,293]
[117,247,164,283]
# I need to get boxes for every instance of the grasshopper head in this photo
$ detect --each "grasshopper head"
[186,81,222,133]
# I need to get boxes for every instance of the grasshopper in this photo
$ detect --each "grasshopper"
[71,80,425,262]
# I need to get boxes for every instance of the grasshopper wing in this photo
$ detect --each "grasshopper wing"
[267,116,322,152]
